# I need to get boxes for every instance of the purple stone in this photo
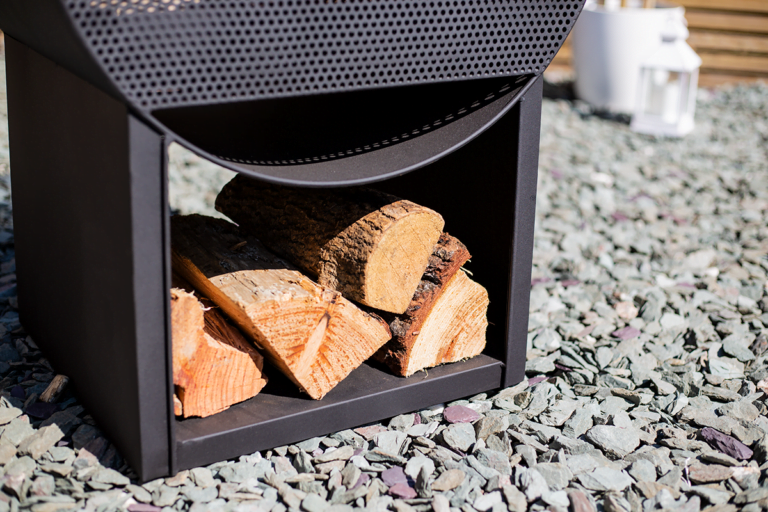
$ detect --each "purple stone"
[551,169,564,179]
[413,413,422,425]
[700,427,754,461]
[354,425,388,441]
[554,363,572,372]
[128,505,162,512]
[561,279,581,287]
[352,473,370,490]
[612,326,641,341]
[382,466,408,487]
[25,401,58,420]
[528,376,547,386]
[531,277,552,287]
[388,483,417,499]
[10,385,24,399]
[83,437,109,460]
[611,212,629,222]
[443,405,481,424]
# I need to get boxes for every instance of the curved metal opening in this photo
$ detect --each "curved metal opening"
[152,75,532,186]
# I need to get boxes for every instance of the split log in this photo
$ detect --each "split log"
[171,214,392,400]
[171,280,267,418]
[40,375,69,403]
[215,175,445,314]
[374,234,489,377]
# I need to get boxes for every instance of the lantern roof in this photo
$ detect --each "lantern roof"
[642,18,703,72]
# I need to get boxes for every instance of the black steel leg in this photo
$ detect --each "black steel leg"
[5,38,173,480]
[504,77,542,387]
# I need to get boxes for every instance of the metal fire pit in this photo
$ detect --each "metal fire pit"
[0,0,585,480]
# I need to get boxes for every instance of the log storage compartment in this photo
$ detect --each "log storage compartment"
[0,0,586,480]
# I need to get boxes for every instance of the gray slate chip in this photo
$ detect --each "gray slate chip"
[584,425,640,459]
[441,423,476,453]
[532,463,572,491]
[576,467,633,492]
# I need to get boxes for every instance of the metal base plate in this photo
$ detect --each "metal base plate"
[175,355,503,470]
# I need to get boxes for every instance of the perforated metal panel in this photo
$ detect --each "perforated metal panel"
[67,0,581,110]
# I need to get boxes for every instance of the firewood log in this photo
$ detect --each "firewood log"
[171,280,267,418]
[374,234,489,377]
[215,175,445,314]
[171,214,392,400]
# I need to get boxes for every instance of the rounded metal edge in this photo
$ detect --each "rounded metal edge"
[154,75,539,188]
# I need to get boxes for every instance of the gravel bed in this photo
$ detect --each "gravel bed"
[0,53,767,512]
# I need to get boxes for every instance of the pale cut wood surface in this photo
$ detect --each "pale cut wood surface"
[215,175,445,314]
[171,283,267,418]
[171,214,391,400]
[405,271,489,375]
[374,234,489,377]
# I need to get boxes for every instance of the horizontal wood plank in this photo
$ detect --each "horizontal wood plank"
[689,31,768,53]
[700,51,768,73]
[686,10,768,34]
[541,9,768,85]
[698,72,768,87]
[675,0,768,14]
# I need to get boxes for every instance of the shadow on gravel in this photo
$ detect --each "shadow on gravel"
[543,79,632,125]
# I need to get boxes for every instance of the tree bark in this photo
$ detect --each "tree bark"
[374,234,489,377]
[171,214,392,400]
[215,175,444,314]
[171,279,267,418]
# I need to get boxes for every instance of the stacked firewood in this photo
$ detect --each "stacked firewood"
[171,175,489,418]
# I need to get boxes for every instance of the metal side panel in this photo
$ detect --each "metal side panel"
[5,38,171,480]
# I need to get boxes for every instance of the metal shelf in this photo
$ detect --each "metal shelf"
[175,356,504,471]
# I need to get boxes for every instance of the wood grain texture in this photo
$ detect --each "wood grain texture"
[215,175,445,314]
[171,283,267,418]
[171,214,391,399]
[40,375,69,403]
[374,234,489,377]
[686,11,768,34]
[700,52,768,73]
[698,72,766,86]
[689,31,768,53]
[675,0,768,13]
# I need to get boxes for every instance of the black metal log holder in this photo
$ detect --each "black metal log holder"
[0,0,585,481]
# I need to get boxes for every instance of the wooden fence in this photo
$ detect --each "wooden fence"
[548,0,768,86]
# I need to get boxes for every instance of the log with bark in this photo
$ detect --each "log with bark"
[373,233,489,377]
[171,214,392,400]
[215,176,445,314]
[171,278,268,418]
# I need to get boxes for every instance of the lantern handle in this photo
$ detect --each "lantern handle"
[661,13,689,42]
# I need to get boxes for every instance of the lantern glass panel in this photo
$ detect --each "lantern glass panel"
[642,69,691,124]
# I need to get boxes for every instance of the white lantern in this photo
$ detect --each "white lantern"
[630,17,702,137]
